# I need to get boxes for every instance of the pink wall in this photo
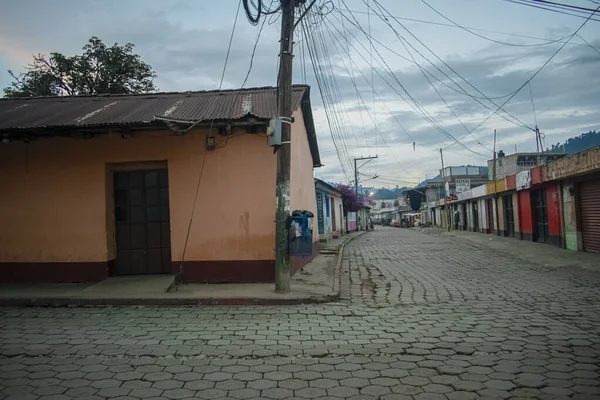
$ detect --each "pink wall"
[290,110,318,243]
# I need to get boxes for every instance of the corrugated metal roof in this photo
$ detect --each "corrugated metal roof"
[0,85,307,131]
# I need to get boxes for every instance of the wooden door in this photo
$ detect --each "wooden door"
[114,169,171,275]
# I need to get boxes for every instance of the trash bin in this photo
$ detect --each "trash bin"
[289,210,314,257]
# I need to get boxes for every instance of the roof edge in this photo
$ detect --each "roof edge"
[0,84,311,102]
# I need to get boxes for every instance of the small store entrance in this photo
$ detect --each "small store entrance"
[580,179,600,253]
[113,169,172,275]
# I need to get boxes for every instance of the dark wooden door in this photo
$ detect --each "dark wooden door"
[503,194,515,237]
[473,202,479,232]
[532,189,548,243]
[114,169,171,275]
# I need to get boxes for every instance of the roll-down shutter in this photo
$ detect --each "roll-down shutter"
[580,179,600,253]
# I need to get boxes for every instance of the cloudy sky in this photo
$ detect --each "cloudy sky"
[1,0,599,187]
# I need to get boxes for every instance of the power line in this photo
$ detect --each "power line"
[421,0,574,47]
[324,16,415,143]
[518,0,600,13]
[449,3,600,146]
[334,9,521,102]
[341,7,594,47]
[576,33,600,55]
[300,10,354,181]
[367,0,534,132]
[321,19,413,172]
[390,17,494,153]
[528,82,538,128]
[500,0,600,22]
[338,1,490,158]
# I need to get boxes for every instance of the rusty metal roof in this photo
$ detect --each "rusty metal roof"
[0,85,321,166]
[0,85,306,131]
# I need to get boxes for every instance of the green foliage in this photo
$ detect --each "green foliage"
[3,37,156,98]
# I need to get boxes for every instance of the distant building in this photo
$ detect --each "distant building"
[426,166,489,201]
[487,151,566,180]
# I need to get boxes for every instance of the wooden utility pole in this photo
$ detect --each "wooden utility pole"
[354,155,378,195]
[492,129,499,236]
[274,0,295,293]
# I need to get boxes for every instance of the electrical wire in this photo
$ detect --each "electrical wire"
[329,13,489,163]
[242,0,281,25]
[300,11,354,181]
[528,82,538,128]
[500,0,600,22]
[178,0,242,273]
[334,9,520,102]
[324,17,415,144]
[517,0,600,13]
[576,33,600,55]
[421,0,574,47]
[366,0,534,132]
[342,7,594,47]
[449,3,600,147]
[338,2,496,157]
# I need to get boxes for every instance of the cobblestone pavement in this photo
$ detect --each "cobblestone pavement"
[1,228,600,399]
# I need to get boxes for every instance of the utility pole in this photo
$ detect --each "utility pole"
[535,125,540,166]
[274,0,295,293]
[492,129,499,236]
[354,156,378,195]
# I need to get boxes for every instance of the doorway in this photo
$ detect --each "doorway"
[532,189,548,243]
[331,197,337,232]
[503,194,515,238]
[113,169,172,275]
[487,199,494,234]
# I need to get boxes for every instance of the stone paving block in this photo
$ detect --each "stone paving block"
[183,380,214,391]
[247,379,277,390]
[360,385,391,396]
[260,388,293,399]
[129,387,164,398]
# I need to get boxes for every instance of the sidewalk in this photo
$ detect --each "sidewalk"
[416,226,600,272]
[0,231,366,306]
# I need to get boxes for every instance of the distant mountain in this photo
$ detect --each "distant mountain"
[547,130,600,154]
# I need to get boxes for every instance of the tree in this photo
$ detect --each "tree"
[336,185,362,214]
[3,37,156,98]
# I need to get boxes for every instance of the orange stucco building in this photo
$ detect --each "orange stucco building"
[0,86,321,283]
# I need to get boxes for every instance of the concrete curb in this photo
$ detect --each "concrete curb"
[0,294,338,307]
[332,230,369,298]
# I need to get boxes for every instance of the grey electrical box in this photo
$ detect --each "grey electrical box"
[267,117,282,147]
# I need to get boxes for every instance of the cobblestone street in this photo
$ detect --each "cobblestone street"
[1,228,599,400]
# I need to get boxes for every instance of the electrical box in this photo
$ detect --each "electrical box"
[267,117,282,147]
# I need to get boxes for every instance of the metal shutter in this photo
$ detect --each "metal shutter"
[580,179,600,253]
